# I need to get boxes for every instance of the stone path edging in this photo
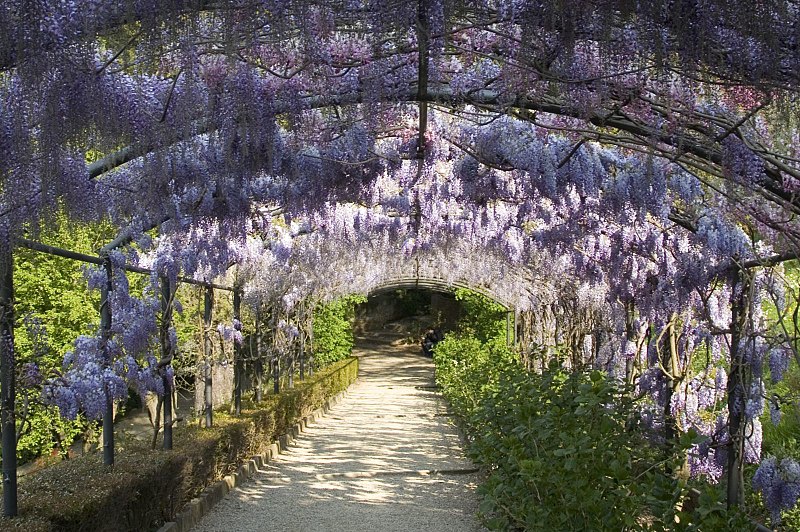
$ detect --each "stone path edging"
[155,386,354,532]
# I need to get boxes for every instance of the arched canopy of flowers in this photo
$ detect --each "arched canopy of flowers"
[4,0,800,519]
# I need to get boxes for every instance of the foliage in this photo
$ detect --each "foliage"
[433,334,514,421]
[12,212,116,462]
[8,357,358,529]
[453,288,507,344]
[435,335,755,531]
[394,289,431,317]
[433,288,515,420]
[312,294,366,369]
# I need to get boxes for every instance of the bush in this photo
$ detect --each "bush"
[453,288,507,344]
[435,333,664,529]
[470,360,677,530]
[312,294,366,368]
[434,333,760,531]
[433,334,514,422]
[4,357,358,531]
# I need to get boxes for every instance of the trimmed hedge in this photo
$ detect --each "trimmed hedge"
[3,357,358,531]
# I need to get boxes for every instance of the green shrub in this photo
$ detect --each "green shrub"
[469,360,680,530]
[5,357,358,531]
[433,334,514,422]
[453,288,507,344]
[434,332,757,531]
[312,294,366,368]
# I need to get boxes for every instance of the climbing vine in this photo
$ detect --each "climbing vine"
[3,0,800,525]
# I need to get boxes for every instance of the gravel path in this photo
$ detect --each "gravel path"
[193,338,484,532]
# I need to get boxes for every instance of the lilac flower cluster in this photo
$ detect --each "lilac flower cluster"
[19,362,43,388]
[42,257,180,420]
[753,456,800,524]
[2,0,800,517]
[44,335,129,420]
[689,439,726,483]
[217,322,243,347]
[769,347,791,383]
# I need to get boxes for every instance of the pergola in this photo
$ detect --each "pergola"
[1,0,800,521]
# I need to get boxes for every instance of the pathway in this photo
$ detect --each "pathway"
[193,336,484,532]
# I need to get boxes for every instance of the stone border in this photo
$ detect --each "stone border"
[156,386,354,532]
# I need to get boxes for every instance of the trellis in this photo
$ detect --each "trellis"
[1,0,800,524]
[0,234,336,514]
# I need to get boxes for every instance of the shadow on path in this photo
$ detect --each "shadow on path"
[193,336,484,532]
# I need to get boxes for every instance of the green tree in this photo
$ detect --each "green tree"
[13,212,117,461]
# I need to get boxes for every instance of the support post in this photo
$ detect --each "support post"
[100,256,114,466]
[233,289,242,416]
[307,313,314,378]
[415,0,430,158]
[203,286,213,428]
[299,322,306,381]
[505,310,512,347]
[727,270,751,508]
[662,318,680,473]
[162,374,172,450]
[287,325,295,389]
[160,276,174,451]
[513,311,519,349]
[624,300,636,387]
[273,350,280,394]
[0,243,17,517]
[254,311,263,403]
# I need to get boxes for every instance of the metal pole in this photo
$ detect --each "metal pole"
[203,286,213,428]
[299,323,305,381]
[160,276,174,451]
[100,256,114,465]
[273,351,280,394]
[287,326,295,389]
[727,270,750,508]
[254,309,263,403]
[233,290,242,416]
[505,311,512,347]
[307,313,314,378]
[1,243,17,517]
[18,238,234,291]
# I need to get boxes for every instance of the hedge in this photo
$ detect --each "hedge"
[2,357,359,531]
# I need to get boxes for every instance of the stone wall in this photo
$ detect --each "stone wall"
[354,289,463,334]
[354,292,413,333]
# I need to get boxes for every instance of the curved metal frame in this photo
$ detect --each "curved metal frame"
[367,275,512,311]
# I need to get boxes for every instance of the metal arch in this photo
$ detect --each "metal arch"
[367,276,513,311]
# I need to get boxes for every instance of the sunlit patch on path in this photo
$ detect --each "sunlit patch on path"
[193,338,484,532]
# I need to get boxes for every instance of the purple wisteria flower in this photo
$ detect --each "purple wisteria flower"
[753,456,800,524]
